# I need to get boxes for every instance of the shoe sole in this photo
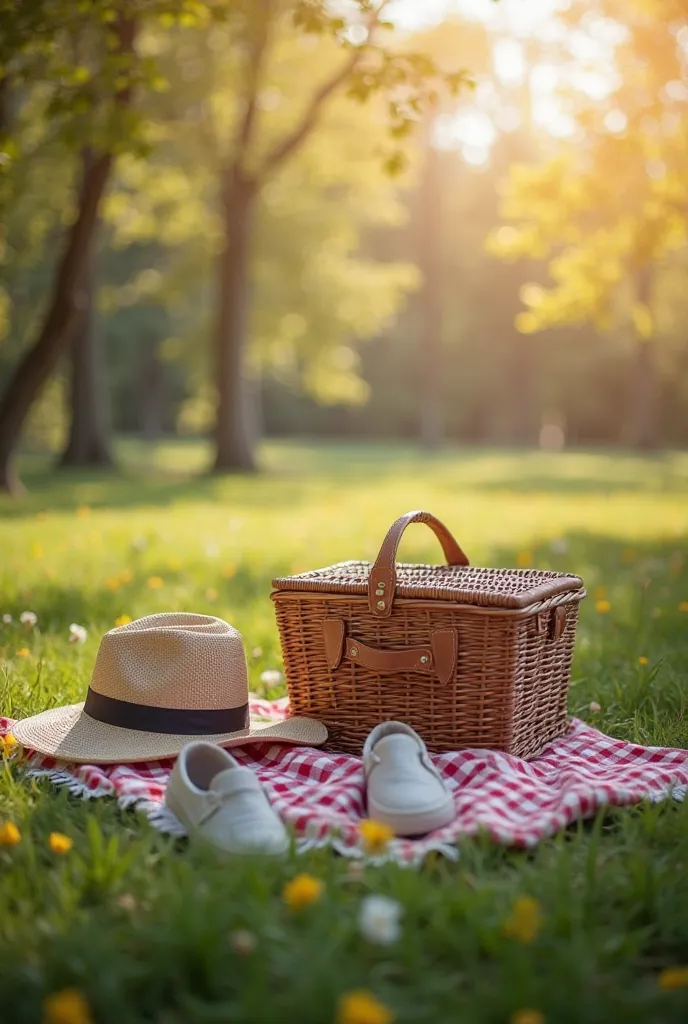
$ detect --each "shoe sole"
[165,792,289,857]
[367,794,456,838]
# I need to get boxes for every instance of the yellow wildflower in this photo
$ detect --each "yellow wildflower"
[336,990,394,1024]
[42,987,94,1024]
[638,656,648,666]
[595,599,611,614]
[119,569,133,584]
[76,505,91,518]
[205,588,218,601]
[16,648,30,658]
[114,614,132,627]
[49,832,73,855]
[678,602,688,613]
[658,966,688,991]
[147,576,164,590]
[0,821,21,846]
[32,542,43,559]
[359,819,394,856]
[517,551,533,568]
[510,1012,545,1024]
[502,895,543,944]
[282,873,323,910]
[223,564,237,578]
[105,577,121,591]
[2,733,18,756]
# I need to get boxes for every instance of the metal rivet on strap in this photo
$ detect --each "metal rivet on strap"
[377,581,386,589]
[420,655,429,664]
[377,600,386,610]
[350,646,359,657]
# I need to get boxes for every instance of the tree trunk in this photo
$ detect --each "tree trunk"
[0,75,9,135]
[0,15,134,494]
[417,128,444,450]
[139,333,165,441]
[508,335,539,444]
[630,266,658,449]
[0,150,113,492]
[212,169,257,473]
[630,340,658,449]
[59,243,113,467]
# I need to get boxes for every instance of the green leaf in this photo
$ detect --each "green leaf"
[383,151,407,178]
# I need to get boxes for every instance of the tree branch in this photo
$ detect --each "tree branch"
[257,49,360,178]
[0,73,9,135]
[230,2,272,170]
[256,2,387,180]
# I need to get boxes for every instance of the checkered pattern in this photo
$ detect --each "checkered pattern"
[2,700,686,864]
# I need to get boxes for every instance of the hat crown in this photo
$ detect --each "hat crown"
[90,613,248,711]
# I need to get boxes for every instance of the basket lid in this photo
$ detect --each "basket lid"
[272,561,584,611]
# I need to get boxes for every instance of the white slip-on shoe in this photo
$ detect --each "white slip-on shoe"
[165,741,289,856]
[363,722,455,837]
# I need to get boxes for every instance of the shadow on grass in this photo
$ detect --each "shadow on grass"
[4,441,687,519]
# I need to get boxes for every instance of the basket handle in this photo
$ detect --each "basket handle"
[369,510,469,618]
[323,619,457,685]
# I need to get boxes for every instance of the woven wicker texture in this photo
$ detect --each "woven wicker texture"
[13,612,327,763]
[272,511,585,759]
[273,562,583,610]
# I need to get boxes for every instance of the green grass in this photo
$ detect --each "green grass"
[1,441,687,1024]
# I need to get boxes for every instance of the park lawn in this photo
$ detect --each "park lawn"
[1,441,687,1024]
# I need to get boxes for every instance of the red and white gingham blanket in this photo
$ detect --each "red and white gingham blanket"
[2,700,686,864]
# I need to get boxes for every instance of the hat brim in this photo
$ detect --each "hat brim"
[12,703,328,765]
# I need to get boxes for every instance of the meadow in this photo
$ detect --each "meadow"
[1,441,687,1024]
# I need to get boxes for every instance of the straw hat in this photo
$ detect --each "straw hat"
[13,612,327,763]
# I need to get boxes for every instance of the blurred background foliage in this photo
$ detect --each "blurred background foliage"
[1,0,687,487]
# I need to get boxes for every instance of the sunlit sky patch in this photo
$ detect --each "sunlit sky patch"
[389,0,619,164]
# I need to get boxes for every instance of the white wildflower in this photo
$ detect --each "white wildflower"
[260,669,283,686]
[19,611,37,628]
[229,929,256,955]
[345,860,366,883]
[68,623,88,645]
[251,646,263,659]
[2,614,12,624]
[589,701,601,714]
[550,538,569,555]
[358,894,403,946]
[131,535,148,552]
[205,541,220,558]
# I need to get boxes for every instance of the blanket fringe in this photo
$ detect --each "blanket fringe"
[25,766,112,799]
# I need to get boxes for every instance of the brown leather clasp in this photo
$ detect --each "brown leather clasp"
[550,606,567,641]
[535,606,567,641]
[323,618,345,669]
[322,619,457,684]
[368,511,470,618]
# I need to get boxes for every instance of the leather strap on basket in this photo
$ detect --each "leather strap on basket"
[536,605,568,641]
[369,510,470,618]
[323,619,457,685]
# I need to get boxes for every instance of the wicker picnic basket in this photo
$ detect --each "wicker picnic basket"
[271,510,586,759]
